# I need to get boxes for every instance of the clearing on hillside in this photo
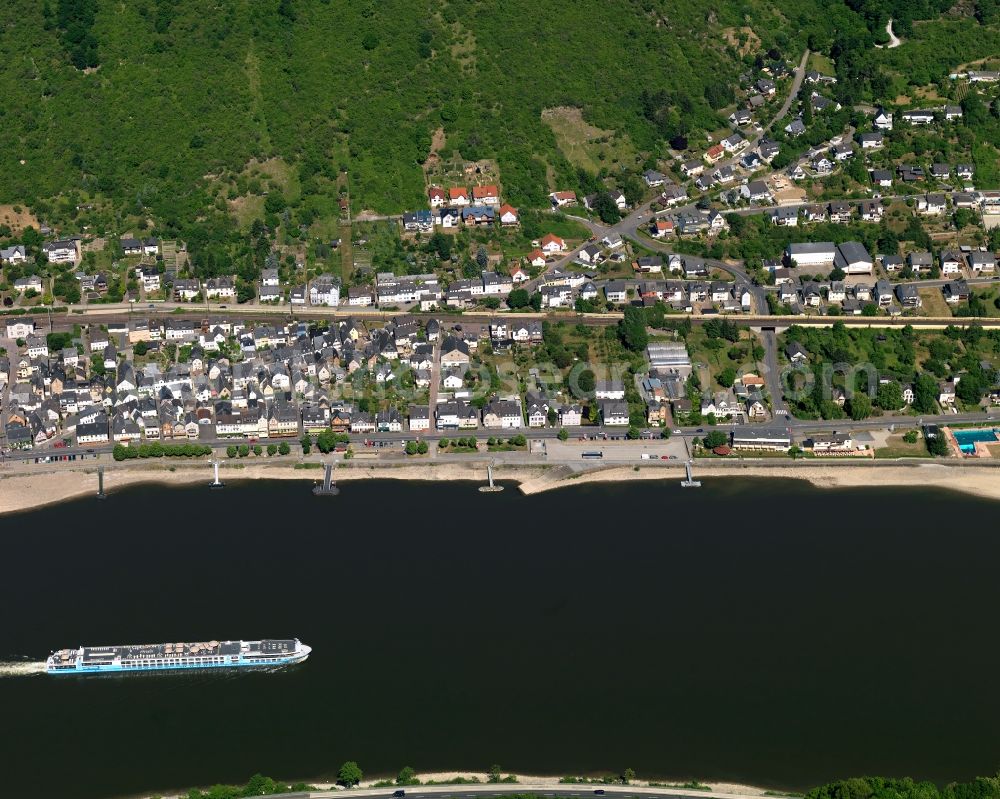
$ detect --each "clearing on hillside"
[541,107,637,175]
[722,26,762,57]
[0,204,39,232]
[424,150,501,193]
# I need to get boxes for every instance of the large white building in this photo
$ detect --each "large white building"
[833,241,874,275]
[43,239,80,265]
[785,242,837,267]
[309,275,341,306]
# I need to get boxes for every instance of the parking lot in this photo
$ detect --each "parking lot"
[543,435,689,462]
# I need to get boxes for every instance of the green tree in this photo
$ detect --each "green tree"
[716,367,736,388]
[592,192,622,224]
[316,429,337,453]
[300,434,312,454]
[927,433,949,457]
[278,441,291,456]
[847,392,872,420]
[488,766,503,784]
[557,428,569,441]
[226,446,238,458]
[507,288,530,308]
[397,767,418,786]
[338,761,363,788]
[875,382,903,411]
[267,444,278,456]
[405,441,418,455]
[619,307,648,352]
[913,373,939,413]
[703,430,728,449]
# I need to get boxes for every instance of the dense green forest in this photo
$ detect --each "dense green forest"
[0,0,996,276]
[809,775,1000,799]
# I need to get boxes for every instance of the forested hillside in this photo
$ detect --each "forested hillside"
[0,0,996,250]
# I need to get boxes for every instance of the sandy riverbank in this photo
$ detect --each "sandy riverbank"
[2,458,1000,516]
[153,771,778,799]
[519,461,1000,500]
[0,461,546,516]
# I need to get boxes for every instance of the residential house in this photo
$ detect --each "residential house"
[785,118,806,137]
[828,201,853,224]
[482,399,523,429]
[7,317,35,340]
[204,276,236,300]
[437,207,461,228]
[472,185,500,206]
[650,218,675,238]
[940,250,962,275]
[771,207,799,227]
[871,168,893,188]
[408,405,430,432]
[680,159,704,177]
[9,275,48,301]
[896,284,922,308]
[969,251,997,274]
[309,276,341,306]
[873,108,893,130]
[260,271,280,293]
[643,169,667,187]
[901,109,935,125]
[943,279,970,304]
[540,233,566,253]
[633,256,663,274]
[498,204,519,226]
[526,249,547,268]
[600,401,630,426]
[930,163,951,180]
[42,239,79,265]
[0,245,27,264]
[859,132,884,149]
[402,210,434,232]
[549,190,577,208]
[428,186,446,207]
[174,279,201,301]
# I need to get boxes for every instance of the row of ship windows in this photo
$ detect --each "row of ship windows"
[119,656,284,667]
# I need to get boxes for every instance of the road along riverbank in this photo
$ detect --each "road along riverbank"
[3,457,1000,516]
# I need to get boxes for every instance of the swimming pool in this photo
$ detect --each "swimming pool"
[953,427,1000,454]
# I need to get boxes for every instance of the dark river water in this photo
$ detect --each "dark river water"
[3,478,1000,799]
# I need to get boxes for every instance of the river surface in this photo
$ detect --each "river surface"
[3,478,1000,799]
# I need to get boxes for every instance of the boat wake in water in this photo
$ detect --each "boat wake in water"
[0,661,47,677]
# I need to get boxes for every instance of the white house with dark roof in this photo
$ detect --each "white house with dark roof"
[833,241,873,275]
